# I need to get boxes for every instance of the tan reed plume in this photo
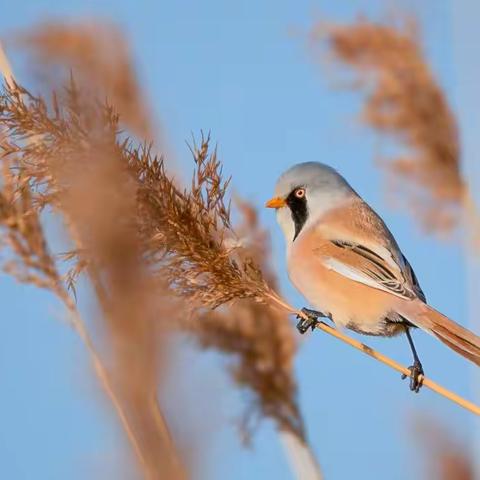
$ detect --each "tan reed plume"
[0,121,175,480]
[182,200,304,442]
[55,111,183,479]
[16,21,153,137]
[181,199,323,478]
[414,418,474,480]
[0,44,185,479]
[313,18,467,235]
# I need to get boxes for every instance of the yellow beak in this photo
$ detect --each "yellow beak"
[265,196,286,209]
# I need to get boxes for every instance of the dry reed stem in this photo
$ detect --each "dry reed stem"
[0,43,13,88]
[59,296,160,477]
[279,430,323,480]
[137,149,323,476]
[134,136,323,473]
[461,189,480,250]
[266,291,480,416]
[315,18,467,234]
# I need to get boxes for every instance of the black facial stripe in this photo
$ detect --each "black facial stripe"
[286,189,308,241]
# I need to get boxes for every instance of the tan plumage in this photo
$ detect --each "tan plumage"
[289,221,404,336]
[268,162,480,373]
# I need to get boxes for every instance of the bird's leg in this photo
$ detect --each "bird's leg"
[296,308,328,334]
[401,327,424,393]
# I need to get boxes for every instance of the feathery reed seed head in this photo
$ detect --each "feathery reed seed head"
[0,78,185,478]
[318,19,462,233]
[16,21,152,137]
[182,202,304,442]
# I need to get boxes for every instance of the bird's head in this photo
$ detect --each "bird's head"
[265,162,356,242]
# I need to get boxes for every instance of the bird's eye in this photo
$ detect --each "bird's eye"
[294,188,306,199]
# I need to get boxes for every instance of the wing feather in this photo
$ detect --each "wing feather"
[311,198,425,303]
[318,240,419,300]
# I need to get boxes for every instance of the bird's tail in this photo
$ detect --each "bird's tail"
[397,299,480,366]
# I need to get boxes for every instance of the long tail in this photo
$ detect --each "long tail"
[397,299,480,366]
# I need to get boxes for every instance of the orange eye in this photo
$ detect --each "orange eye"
[294,188,305,199]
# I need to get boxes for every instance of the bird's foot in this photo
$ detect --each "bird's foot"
[296,308,322,334]
[401,360,424,393]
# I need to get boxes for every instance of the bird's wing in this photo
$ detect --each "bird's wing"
[317,239,417,300]
[310,198,425,301]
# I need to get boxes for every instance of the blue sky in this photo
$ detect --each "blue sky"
[0,1,478,479]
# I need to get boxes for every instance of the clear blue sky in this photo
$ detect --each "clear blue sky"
[0,1,477,479]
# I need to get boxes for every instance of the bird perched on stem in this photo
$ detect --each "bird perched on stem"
[266,162,480,392]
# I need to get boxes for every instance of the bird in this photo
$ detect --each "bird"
[266,162,480,392]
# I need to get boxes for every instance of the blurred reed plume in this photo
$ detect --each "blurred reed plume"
[0,78,184,478]
[181,200,323,477]
[2,32,167,477]
[313,18,463,234]
[415,419,474,480]
[183,200,303,441]
[0,152,62,294]
[16,21,152,137]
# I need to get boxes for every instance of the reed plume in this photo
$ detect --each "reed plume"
[130,132,270,308]
[0,78,185,479]
[415,419,474,480]
[16,21,152,137]
[181,200,323,478]
[0,153,60,292]
[314,18,464,234]
[183,200,303,441]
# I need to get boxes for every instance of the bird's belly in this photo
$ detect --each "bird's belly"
[288,253,401,336]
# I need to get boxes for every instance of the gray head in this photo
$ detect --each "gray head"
[266,162,357,243]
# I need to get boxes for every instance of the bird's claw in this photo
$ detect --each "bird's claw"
[401,361,424,393]
[296,308,321,334]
